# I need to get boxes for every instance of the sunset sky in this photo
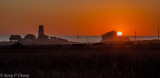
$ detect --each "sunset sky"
[0,0,160,36]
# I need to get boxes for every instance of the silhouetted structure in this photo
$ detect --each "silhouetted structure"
[100,31,130,42]
[158,27,159,40]
[38,25,44,37]
[135,31,136,41]
[87,36,89,43]
[9,35,22,42]
[24,34,36,40]
[37,25,50,40]
[38,34,49,40]
[101,31,117,42]
[77,35,79,43]
[6,25,74,45]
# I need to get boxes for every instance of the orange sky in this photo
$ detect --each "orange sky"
[0,0,160,36]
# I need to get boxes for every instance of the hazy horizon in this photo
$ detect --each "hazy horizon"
[0,36,159,43]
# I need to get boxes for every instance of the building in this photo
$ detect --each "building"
[50,37,59,41]
[38,25,44,37]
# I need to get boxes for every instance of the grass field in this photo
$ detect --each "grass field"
[0,44,160,78]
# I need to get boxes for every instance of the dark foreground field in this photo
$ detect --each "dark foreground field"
[0,44,160,78]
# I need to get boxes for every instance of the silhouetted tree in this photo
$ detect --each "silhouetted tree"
[9,35,22,41]
[38,34,49,40]
[24,34,36,40]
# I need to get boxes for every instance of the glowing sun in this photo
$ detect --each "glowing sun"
[117,32,122,36]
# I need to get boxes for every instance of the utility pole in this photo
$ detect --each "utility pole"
[135,30,136,41]
[87,36,89,43]
[158,27,159,40]
[77,35,79,43]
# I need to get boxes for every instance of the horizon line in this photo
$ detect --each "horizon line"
[0,35,159,37]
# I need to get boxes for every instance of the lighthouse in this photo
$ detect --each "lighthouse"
[38,25,44,37]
